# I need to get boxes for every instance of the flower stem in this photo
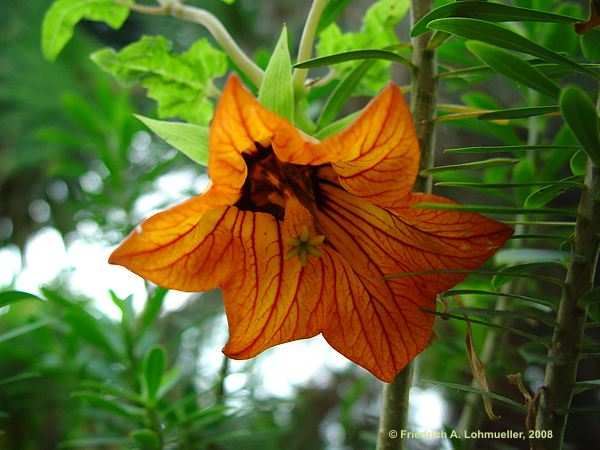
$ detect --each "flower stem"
[119,1,264,87]
[293,0,328,97]
[534,160,600,448]
[376,1,438,449]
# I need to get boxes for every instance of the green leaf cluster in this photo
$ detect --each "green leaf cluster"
[316,0,409,94]
[42,0,132,61]
[91,36,227,125]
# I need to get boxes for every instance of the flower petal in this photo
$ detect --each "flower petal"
[323,83,420,208]
[108,187,241,291]
[313,171,512,380]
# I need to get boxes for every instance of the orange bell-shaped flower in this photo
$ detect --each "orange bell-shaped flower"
[110,75,512,382]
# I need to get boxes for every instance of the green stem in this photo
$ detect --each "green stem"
[376,2,438,449]
[293,0,328,97]
[534,161,600,448]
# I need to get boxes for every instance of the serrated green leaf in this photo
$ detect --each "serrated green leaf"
[316,60,375,129]
[422,158,518,175]
[143,346,166,403]
[412,1,579,37]
[560,85,600,166]
[42,0,132,61]
[428,18,599,80]
[91,36,227,125]
[444,145,579,154]
[581,29,600,61]
[135,115,208,166]
[131,429,160,449]
[466,41,560,98]
[479,105,559,120]
[294,49,413,69]
[259,27,294,121]
[316,0,409,94]
[0,290,44,309]
[525,175,583,208]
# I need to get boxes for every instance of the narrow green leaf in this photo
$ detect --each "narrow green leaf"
[412,1,579,37]
[581,29,600,61]
[503,220,575,227]
[318,0,354,33]
[384,269,563,287]
[525,175,583,208]
[131,429,160,450]
[579,286,600,307]
[466,41,560,98]
[259,26,294,121]
[156,367,183,399]
[0,372,41,387]
[70,391,145,420]
[294,49,413,69]
[0,319,52,344]
[421,310,550,346]
[316,60,375,129]
[444,289,555,309]
[479,105,559,120]
[450,307,556,326]
[0,291,44,309]
[422,381,524,411]
[427,18,599,80]
[570,150,587,176]
[135,115,209,166]
[313,111,361,139]
[58,437,132,448]
[412,202,580,217]
[421,158,519,174]
[560,85,600,166]
[436,180,583,189]
[444,145,579,154]
[137,287,167,337]
[143,346,166,402]
[42,0,132,61]
[79,380,142,404]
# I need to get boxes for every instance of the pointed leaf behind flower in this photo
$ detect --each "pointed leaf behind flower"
[135,115,209,166]
[466,41,561,98]
[91,36,227,125]
[560,85,600,166]
[259,26,294,121]
[42,0,132,61]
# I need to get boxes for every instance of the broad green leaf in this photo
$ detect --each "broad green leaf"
[479,105,559,120]
[316,60,375,129]
[135,115,209,166]
[560,85,600,166]
[428,18,599,80]
[294,49,413,69]
[422,158,519,175]
[581,29,600,60]
[570,150,587,176]
[444,145,579,154]
[91,36,227,125]
[466,41,560,98]
[0,291,44,309]
[143,346,166,403]
[316,0,409,94]
[525,175,583,208]
[131,429,160,450]
[259,27,294,121]
[412,1,579,36]
[42,0,132,61]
